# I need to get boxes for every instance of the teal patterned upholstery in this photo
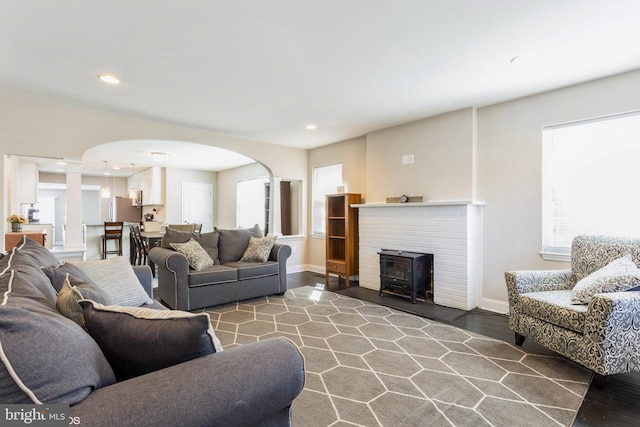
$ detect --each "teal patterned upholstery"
[505,235,640,377]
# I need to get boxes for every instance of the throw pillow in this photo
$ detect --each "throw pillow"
[240,236,277,263]
[217,224,263,263]
[79,300,223,381]
[162,228,221,264]
[160,227,193,249]
[56,274,111,329]
[42,262,95,293]
[0,269,116,404]
[571,254,640,304]
[170,238,214,271]
[68,256,153,306]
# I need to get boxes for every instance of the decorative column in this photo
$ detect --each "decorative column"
[268,177,282,236]
[63,160,86,256]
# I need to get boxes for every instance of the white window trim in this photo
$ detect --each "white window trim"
[541,110,640,262]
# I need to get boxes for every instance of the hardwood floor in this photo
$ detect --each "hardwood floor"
[288,272,640,426]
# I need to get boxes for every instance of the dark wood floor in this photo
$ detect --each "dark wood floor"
[288,272,640,427]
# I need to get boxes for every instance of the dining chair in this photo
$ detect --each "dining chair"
[167,223,195,232]
[129,224,153,276]
[102,222,124,259]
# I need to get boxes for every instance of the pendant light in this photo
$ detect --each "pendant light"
[128,163,137,199]
[100,161,111,198]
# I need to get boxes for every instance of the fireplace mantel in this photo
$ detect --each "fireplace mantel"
[353,200,485,208]
[356,201,484,310]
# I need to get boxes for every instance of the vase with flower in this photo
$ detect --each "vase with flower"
[7,214,27,232]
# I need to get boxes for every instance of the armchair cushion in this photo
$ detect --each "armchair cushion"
[571,254,640,304]
[518,290,587,333]
[80,300,223,381]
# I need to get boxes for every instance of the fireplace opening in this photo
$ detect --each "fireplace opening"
[378,250,434,304]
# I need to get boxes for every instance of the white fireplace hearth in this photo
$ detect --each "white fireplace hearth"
[355,201,484,311]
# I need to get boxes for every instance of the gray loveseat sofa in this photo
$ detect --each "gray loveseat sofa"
[1,237,304,426]
[505,235,640,386]
[149,225,292,311]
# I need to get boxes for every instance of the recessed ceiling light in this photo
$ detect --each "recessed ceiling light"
[151,152,170,162]
[305,124,318,130]
[98,74,121,85]
[112,166,120,170]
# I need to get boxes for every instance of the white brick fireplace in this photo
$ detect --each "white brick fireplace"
[355,201,484,311]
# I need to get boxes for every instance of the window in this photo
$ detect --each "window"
[237,178,268,230]
[542,111,640,259]
[312,163,342,235]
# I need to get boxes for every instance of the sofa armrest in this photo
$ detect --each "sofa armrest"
[584,291,640,374]
[270,243,292,293]
[505,269,573,306]
[132,265,153,299]
[149,246,191,310]
[70,337,305,427]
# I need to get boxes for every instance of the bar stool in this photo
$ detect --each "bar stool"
[102,222,123,259]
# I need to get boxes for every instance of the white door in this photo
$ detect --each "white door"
[182,183,213,232]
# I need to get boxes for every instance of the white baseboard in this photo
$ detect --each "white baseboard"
[480,297,509,314]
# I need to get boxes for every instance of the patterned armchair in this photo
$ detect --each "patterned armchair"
[505,235,640,386]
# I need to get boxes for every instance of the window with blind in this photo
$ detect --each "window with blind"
[542,111,640,260]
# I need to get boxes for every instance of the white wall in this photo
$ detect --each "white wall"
[477,69,640,307]
[163,168,217,226]
[365,107,475,202]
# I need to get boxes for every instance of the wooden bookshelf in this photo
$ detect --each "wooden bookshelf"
[325,193,361,286]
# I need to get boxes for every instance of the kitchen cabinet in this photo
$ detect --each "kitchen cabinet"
[128,167,165,205]
[19,162,39,203]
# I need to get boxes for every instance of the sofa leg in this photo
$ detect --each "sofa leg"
[514,332,525,346]
[593,373,610,389]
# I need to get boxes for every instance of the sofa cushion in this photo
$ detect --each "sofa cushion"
[1,238,60,305]
[240,236,277,263]
[571,255,640,304]
[0,269,116,404]
[170,238,215,271]
[69,257,153,306]
[56,274,111,329]
[79,300,223,381]
[217,224,263,263]
[517,290,588,333]
[42,261,95,293]
[225,261,279,281]
[11,236,59,268]
[188,264,238,287]
[162,228,221,264]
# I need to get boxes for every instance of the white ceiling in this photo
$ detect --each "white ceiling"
[3,1,640,174]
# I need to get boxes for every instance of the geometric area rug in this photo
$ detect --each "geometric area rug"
[204,286,592,427]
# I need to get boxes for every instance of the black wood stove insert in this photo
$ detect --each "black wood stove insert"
[378,250,433,303]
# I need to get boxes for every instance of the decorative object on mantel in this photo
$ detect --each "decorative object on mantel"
[386,195,424,203]
[7,214,27,232]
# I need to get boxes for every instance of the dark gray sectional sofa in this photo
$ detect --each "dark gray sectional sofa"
[149,225,292,311]
[1,237,304,426]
